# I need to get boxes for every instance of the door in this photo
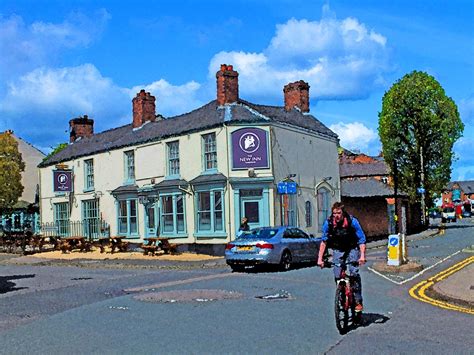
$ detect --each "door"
[241,198,262,230]
[145,204,158,237]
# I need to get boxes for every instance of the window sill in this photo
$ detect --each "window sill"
[83,187,95,193]
[160,233,188,239]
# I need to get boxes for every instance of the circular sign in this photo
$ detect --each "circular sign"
[389,237,398,246]
[58,173,69,184]
[239,132,260,153]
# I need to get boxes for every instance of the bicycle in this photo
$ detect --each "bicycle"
[325,261,362,334]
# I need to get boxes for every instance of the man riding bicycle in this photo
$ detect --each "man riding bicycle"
[317,202,367,312]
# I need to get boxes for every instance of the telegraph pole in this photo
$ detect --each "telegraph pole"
[420,146,426,225]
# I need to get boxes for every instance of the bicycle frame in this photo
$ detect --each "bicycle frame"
[336,269,353,312]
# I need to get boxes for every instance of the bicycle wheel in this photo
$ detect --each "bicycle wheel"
[334,285,349,334]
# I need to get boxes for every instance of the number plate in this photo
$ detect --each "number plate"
[237,246,253,251]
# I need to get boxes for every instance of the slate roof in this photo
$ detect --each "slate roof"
[190,173,227,185]
[111,185,138,195]
[153,179,189,189]
[39,99,338,168]
[340,161,389,178]
[341,179,394,198]
[447,180,474,194]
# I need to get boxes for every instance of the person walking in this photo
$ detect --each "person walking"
[317,202,367,311]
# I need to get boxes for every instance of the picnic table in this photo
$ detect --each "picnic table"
[60,236,91,253]
[97,236,129,253]
[141,237,178,256]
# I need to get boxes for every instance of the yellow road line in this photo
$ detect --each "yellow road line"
[409,256,474,315]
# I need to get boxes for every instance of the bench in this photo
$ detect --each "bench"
[141,244,158,256]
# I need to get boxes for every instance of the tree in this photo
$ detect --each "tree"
[42,142,68,162]
[0,132,25,212]
[378,71,464,222]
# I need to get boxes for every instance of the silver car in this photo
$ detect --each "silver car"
[225,226,321,272]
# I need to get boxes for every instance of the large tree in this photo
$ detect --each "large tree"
[0,132,25,212]
[378,71,464,216]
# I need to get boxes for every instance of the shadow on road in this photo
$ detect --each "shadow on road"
[0,274,35,294]
[342,312,390,335]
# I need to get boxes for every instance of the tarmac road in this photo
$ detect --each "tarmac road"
[0,218,472,354]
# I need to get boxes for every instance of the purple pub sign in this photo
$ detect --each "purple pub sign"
[53,170,73,193]
[231,127,269,169]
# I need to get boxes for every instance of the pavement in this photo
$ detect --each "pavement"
[368,226,474,310]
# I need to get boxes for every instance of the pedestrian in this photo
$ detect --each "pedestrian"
[317,202,367,312]
[237,216,250,237]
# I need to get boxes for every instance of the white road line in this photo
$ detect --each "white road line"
[368,249,462,285]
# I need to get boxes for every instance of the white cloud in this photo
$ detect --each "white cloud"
[209,10,391,100]
[0,64,129,147]
[130,80,203,117]
[0,11,110,83]
[329,122,379,153]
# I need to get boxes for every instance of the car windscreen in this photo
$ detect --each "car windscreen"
[240,228,279,239]
[443,208,455,213]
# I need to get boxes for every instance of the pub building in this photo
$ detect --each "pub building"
[38,64,340,254]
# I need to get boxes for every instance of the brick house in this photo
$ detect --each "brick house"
[38,64,341,254]
[339,150,422,240]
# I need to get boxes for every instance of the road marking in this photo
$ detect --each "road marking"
[124,272,238,293]
[408,256,474,315]
[368,250,462,285]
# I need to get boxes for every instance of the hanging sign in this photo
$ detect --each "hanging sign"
[53,170,73,193]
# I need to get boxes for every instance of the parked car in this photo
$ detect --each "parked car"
[441,207,456,223]
[225,226,321,272]
[462,210,471,218]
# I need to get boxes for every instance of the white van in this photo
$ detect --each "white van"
[441,207,456,223]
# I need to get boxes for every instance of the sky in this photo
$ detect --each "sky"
[1,0,473,180]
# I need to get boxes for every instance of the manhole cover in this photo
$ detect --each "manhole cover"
[134,289,243,303]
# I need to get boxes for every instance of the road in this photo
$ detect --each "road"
[0,218,473,354]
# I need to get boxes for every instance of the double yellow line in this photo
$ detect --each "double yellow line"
[409,256,474,315]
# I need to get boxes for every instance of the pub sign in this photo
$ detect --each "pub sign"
[231,127,269,169]
[53,170,73,193]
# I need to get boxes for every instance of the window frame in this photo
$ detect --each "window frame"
[84,159,94,191]
[124,150,135,184]
[305,200,312,228]
[159,192,186,236]
[167,141,180,177]
[195,188,225,235]
[82,198,99,238]
[202,133,217,172]
[117,198,139,237]
[54,202,70,236]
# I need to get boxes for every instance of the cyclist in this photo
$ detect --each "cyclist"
[317,202,367,312]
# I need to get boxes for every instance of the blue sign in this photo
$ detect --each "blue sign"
[417,187,425,194]
[277,181,297,194]
[389,237,398,246]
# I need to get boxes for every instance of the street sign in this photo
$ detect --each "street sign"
[417,187,425,194]
[277,181,297,194]
[387,234,401,266]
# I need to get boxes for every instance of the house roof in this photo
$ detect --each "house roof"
[340,161,389,178]
[448,181,474,194]
[39,99,338,168]
[341,179,395,198]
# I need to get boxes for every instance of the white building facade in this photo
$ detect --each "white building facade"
[38,65,340,254]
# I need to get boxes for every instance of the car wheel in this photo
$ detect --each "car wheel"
[280,250,292,271]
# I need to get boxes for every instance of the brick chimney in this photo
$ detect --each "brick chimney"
[69,115,94,143]
[132,90,156,128]
[216,64,239,106]
[283,80,310,112]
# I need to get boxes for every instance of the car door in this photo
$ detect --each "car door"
[284,228,305,262]
[295,228,318,261]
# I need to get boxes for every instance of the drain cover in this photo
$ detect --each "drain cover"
[134,289,243,303]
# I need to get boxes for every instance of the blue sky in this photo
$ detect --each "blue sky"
[1,0,473,180]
